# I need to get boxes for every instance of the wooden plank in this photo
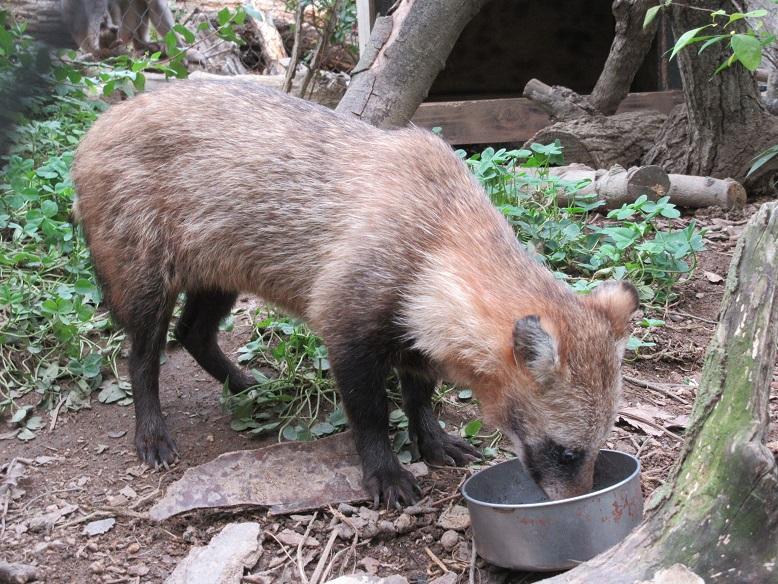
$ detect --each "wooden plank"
[411,91,684,145]
[356,0,377,55]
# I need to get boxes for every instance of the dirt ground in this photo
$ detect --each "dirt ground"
[2,202,777,584]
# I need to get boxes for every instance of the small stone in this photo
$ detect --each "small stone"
[404,505,436,516]
[695,292,705,299]
[119,485,138,499]
[393,513,413,534]
[34,455,58,465]
[440,529,459,551]
[337,503,357,516]
[86,541,99,552]
[430,573,458,584]
[336,523,354,540]
[206,434,215,442]
[106,495,128,507]
[127,542,141,555]
[128,564,150,577]
[182,525,198,543]
[83,518,116,537]
[89,560,105,574]
[407,462,429,477]
[359,556,381,575]
[33,541,50,555]
[290,514,314,523]
[437,505,470,532]
[96,444,109,454]
[454,540,471,563]
[358,506,380,522]
[377,520,396,536]
[276,528,320,547]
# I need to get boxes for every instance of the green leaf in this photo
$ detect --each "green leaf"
[17,428,36,442]
[730,34,762,71]
[670,26,709,60]
[11,407,30,425]
[282,425,299,441]
[397,449,413,464]
[643,5,661,29]
[173,24,196,44]
[311,421,335,436]
[25,416,45,430]
[217,7,231,25]
[748,144,778,176]
[698,35,727,54]
[462,419,483,438]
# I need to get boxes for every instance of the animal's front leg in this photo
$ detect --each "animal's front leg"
[329,339,418,507]
[400,371,481,467]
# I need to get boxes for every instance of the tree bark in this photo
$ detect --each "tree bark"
[6,0,73,49]
[335,0,492,128]
[540,202,778,583]
[642,0,778,191]
[590,0,661,115]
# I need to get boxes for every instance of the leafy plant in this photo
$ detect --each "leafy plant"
[458,143,704,304]
[644,2,778,175]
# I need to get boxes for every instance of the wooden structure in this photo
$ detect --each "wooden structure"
[360,0,682,145]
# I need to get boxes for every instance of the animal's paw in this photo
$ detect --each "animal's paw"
[418,431,481,467]
[363,465,420,509]
[135,422,178,468]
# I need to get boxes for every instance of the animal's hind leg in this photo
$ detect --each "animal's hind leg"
[124,287,178,466]
[174,290,254,393]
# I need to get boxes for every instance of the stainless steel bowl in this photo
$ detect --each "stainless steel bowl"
[461,449,642,571]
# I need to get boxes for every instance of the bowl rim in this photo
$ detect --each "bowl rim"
[461,448,641,510]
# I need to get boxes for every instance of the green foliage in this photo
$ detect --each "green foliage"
[457,143,704,304]
[0,14,125,435]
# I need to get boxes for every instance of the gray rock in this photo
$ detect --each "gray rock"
[430,573,458,584]
[440,529,459,551]
[325,575,409,584]
[165,522,262,584]
[83,517,116,537]
[437,505,470,532]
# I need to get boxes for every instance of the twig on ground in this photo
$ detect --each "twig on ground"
[129,475,166,510]
[297,511,318,584]
[623,375,691,404]
[425,546,450,573]
[618,410,683,442]
[667,309,719,325]
[469,537,478,584]
[309,525,339,584]
[49,396,66,432]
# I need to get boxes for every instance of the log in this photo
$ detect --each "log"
[335,0,492,128]
[523,79,667,168]
[667,174,746,209]
[6,0,73,49]
[519,164,745,210]
[245,5,288,76]
[519,164,670,209]
[541,202,778,582]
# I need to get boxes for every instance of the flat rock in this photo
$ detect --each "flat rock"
[440,529,459,551]
[83,517,116,537]
[276,528,320,547]
[150,432,368,520]
[437,505,470,532]
[164,522,261,584]
[637,564,705,584]
[430,573,458,584]
[325,575,408,584]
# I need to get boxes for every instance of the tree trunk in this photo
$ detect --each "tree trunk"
[642,0,778,191]
[6,0,73,49]
[335,0,492,128]
[522,79,667,169]
[589,0,661,115]
[540,202,778,583]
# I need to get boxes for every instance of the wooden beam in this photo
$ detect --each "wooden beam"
[410,90,684,145]
[356,0,377,55]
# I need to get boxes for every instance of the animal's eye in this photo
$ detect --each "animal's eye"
[559,448,581,465]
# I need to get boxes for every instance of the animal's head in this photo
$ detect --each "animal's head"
[483,281,639,500]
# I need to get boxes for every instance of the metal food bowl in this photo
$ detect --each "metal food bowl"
[462,449,642,572]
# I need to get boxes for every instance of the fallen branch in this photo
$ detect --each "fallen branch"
[519,163,746,209]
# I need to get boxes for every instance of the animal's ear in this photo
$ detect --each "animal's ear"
[513,315,559,384]
[585,281,640,339]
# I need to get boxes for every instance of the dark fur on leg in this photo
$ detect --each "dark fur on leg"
[328,336,419,508]
[126,291,177,466]
[174,289,254,393]
[400,371,481,467]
